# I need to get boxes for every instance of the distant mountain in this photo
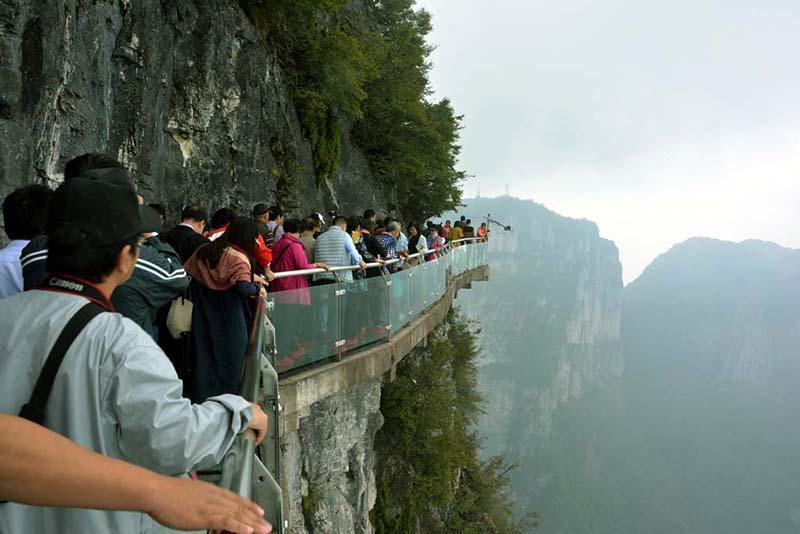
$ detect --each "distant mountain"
[456,197,800,533]
[608,237,800,534]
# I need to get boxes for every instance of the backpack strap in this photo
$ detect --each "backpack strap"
[18,302,104,425]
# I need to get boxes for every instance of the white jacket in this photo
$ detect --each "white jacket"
[0,290,253,534]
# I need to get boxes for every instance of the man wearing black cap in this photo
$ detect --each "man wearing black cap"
[20,155,189,339]
[0,178,268,534]
[252,202,274,247]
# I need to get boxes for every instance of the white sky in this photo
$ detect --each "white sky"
[417,0,800,283]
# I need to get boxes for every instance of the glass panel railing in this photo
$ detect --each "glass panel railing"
[272,242,488,373]
[340,273,391,353]
[270,280,340,373]
[389,268,413,335]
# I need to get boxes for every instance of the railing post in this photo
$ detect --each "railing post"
[258,301,285,533]
[333,273,345,361]
[383,267,393,338]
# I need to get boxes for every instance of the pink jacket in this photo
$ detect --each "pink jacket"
[269,234,314,305]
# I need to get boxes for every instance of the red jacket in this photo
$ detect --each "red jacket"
[269,234,314,305]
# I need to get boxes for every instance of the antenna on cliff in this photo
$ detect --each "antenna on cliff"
[505,184,510,197]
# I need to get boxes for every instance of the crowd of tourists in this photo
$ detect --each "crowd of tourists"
[0,152,486,533]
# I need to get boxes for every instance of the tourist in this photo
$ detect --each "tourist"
[269,219,330,368]
[160,204,210,263]
[464,218,476,239]
[252,203,273,246]
[206,207,238,241]
[429,226,446,259]
[477,222,489,241]
[375,221,402,266]
[313,215,367,284]
[184,217,270,402]
[20,153,125,290]
[442,219,452,239]
[267,206,284,244]
[408,222,429,264]
[0,185,52,299]
[0,178,268,533]
[147,203,167,231]
[270,219,330,291]
[449,219,464,245]
[300,216,320,263]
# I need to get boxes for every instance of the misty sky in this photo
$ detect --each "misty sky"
[417,0,800,283]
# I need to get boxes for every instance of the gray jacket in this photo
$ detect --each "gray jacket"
[0,290,253,534]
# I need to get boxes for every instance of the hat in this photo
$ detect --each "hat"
[76,166,137,192]
[48,177,160,247]
[252,203,269,217]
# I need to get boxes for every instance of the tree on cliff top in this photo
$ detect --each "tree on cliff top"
[243,0,463,220]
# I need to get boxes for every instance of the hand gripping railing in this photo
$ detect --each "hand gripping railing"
[217,296,285,533]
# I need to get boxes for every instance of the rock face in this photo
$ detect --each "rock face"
[282,380,384,534]
[450,196,624,518]
[0,0,394,226]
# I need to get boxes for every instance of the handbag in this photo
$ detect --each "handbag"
[166,287,193,339]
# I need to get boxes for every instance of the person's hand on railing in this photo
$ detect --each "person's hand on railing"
[248,403,268,446]
[359,261,368,270]
[258,286,267,299]
[149,477,271,534]
[314,262,331,271]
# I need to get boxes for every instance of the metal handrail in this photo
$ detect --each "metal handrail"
[270,237,484,280]
[217,296,284,532]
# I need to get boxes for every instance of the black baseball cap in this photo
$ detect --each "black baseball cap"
[252,203,269,217]
[75,166,137,192]
[48,177,160,247]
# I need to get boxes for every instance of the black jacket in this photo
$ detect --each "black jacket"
[21,235,188,339]
[160,224,210,264]
[111,236,189,339]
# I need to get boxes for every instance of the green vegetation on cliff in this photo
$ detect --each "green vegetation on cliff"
[371,310,536,533]
[243,0,463,219]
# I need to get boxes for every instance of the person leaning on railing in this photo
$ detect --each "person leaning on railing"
[270,218,331,368]
[0,178,268,534]
[312,215,368,284]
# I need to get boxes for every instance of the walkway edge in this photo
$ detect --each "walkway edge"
[278,265,490,436]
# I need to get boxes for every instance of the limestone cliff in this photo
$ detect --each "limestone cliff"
[0,0,394,223]
[282,380,383,534]
[451,196,624,517]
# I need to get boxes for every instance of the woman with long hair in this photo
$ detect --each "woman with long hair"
[184,217,269,402]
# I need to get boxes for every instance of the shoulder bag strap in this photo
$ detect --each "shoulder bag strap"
[18,302,104,425]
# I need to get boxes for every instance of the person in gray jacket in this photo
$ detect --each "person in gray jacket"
[0,177,268,534]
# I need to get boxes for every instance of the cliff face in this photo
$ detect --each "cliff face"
[451,197,624,518]
[282,380,383,534]
[0,0,394,222]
